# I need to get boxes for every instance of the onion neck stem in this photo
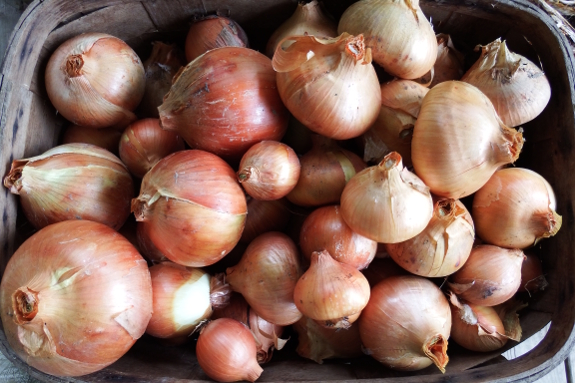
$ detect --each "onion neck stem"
[13,288,39,324]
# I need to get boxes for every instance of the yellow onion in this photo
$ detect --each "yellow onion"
[340,151,433,243]
[472,167,562,249]
[61,124,122,155]
[338,0,437,79]
[240,198,292,244]
[386,199,475,277]
[272,33,381,140]
[293,316,363,364]
[132,150,247,267]
[293,250,371,329]
[359,275,451,373]
[449,245,525,306]
[3,143,133,230]
[430,34,465,87]
[520,251,548,294]
[45,33,145,128]
[226,232,302,326]
[461,38,551,127]
[412,81,524,198]
[136,220,168,264]
[265,0,337,58]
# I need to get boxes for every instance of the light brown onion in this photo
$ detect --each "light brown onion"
[226,232,302,326]
[380,79,430,117]
[431,34,465,87]
[472,167,562,249]
[3,143,133,230]
[45,33,145,128]
[272,33,381,140]
[412,81,524,198]
[61,124,122,155]
[132,150,247,267]
[293,250,371,329]
[359,275,451,373]
[240,198,292,244]
[340,151,433,243]
[520,251,548,294]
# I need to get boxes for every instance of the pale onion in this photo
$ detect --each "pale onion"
[132,150,247,267]
[61,124,122,155]
[240,197,292,244]
[293,250,371,329]
[185,15,249,63]
[119,118,185,178]
[412,81,524,198]
[159,47,289,160]
[386,199,475,277]
[340,151,433,243]
[45,33,145,128]
[361,257,408,287]
[265,0,337,58]
[272,33,381,140]
[0,220,152,377]
[359,275,451,373]
[293,316,363,364]
[287,134,365,207]
[237,141,301,200]
[380,79,430,117]
[299,205,377,270]
[3,143,133,230]
[472,167,562,249]
[461,38,551,127]
[430,34,465,87]
[226,232,302,326]
[449,245,525,306]
[196,318,263,382]
[338,0,437,79]
[520,251,548,294]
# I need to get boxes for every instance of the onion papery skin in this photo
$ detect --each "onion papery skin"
[461,38,551,128]
[431,34,465,88]
[61,124,122,155]
[340,151,433,243]
[300,205,377,270]
[293,316,363,364]
[472,167,562,249]
[412,81,524,198]
[449,245,525,306]
[237,141,301,200]
[272,33,381,140]
[146,262,213,340]
[338,0,438,79]
[359,275,451,373]
[240,197,292,244]
[294,250,371,329]
[226,232,302,326]
[3,143,133,230]
[386,199,475,277]
[287,134,366,207]
[119,118,185,178]
[0,220,152,377]
[159,47,289,160]
[45,33,145,128]
[196,318,263,382]
[265,0,337,58]
[132,150,247,267]
[185,16,249,63]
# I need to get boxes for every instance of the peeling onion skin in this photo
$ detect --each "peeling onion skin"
[0,220,152,377]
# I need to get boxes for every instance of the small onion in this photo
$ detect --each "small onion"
[379,79,430,117]
[430,34,465,87]
[61,124,122,155]
[240,197,292,244]
[520,251,548,294]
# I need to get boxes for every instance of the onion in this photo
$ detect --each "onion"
[136,220,168,264]
[449,245,525,306]
[45,33,145,128]
[520,251,548,294]
[361,257,408,287]
[461,38,551,127]
[119,118,185,178]
[359,275,451,372]
[386,199,475,277]
[132,150,247,267]
[240,197,292,244]
[272,33,381,140]
[338,0,437,79]
[196,318,263,382]
[265,0,337,58]
[61,124,122,155]
[300,205,377,270]
[237,141,301,200]
[340,151,433,243]
[431,34,465,87]
[0,220,152,377]
[287,134,365,207]
[412,81,524,198]
[185,15,249,63]
[159,47,289,160]
[293,250,371,329]
[3,143,133,230]
[226,232,302,326]
[472,167,562,249]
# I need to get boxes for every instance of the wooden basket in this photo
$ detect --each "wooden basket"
[1,0,574,381]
